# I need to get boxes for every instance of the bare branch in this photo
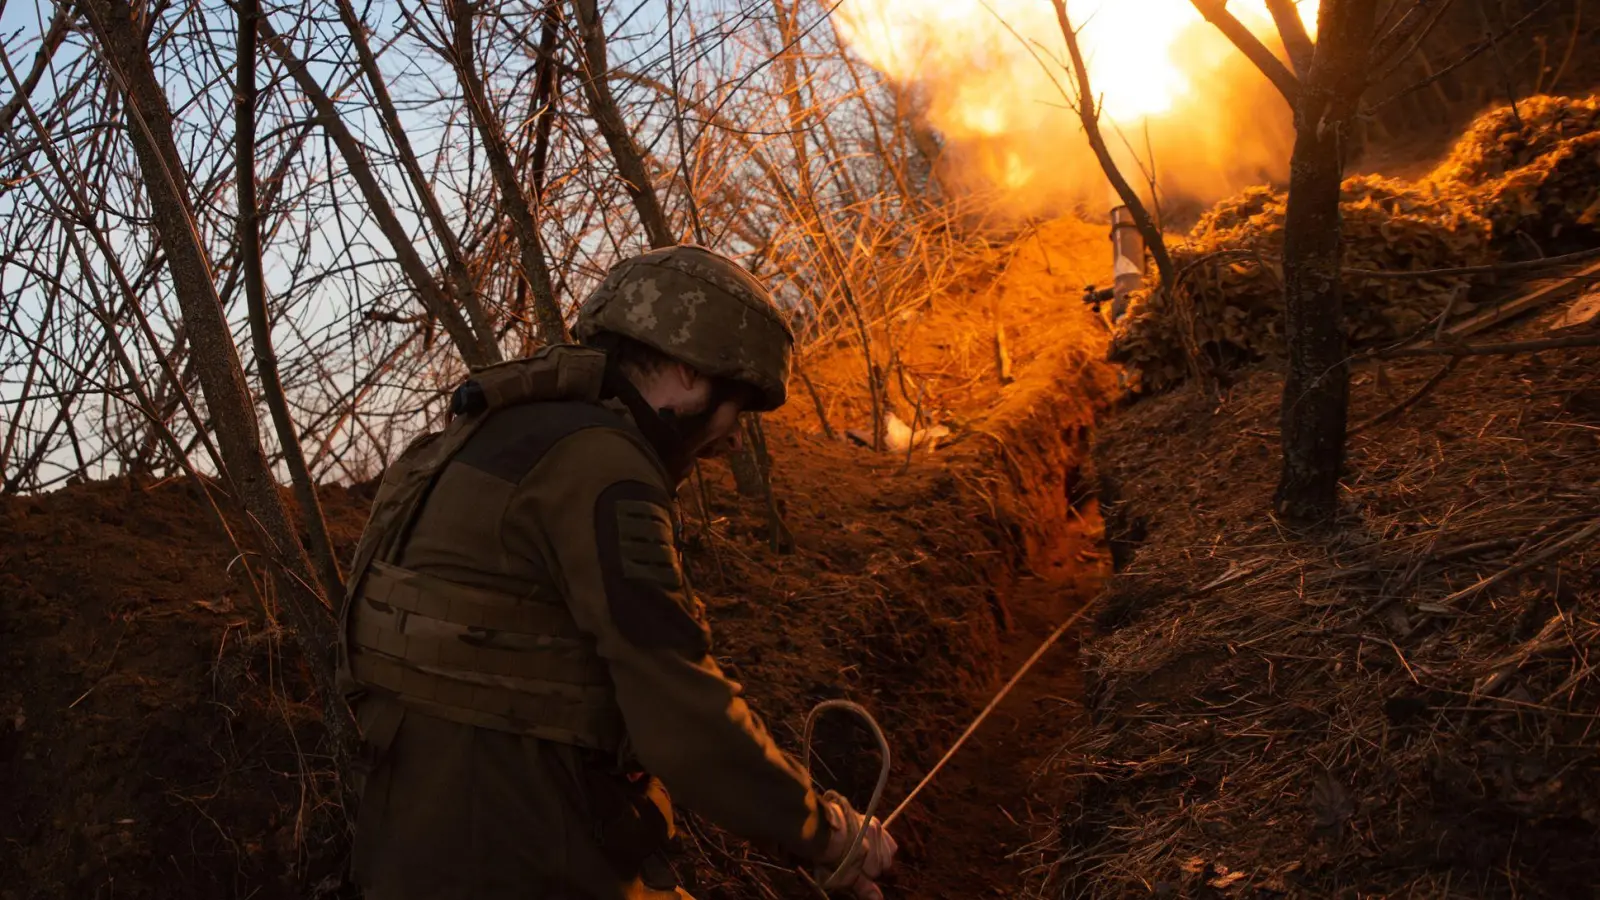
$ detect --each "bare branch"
[0,5,70,136]
[1370,0,1454,68]
[1190,0,1302,107]
[331,0,501,364]
[1050,0,1177,290]
[529,1,562,198]
[447,0,568,343]
[256,10,497,368]
[1373,333,1600,359]
[1371,0,1557,110]
[571,0,676,248]
[1265,0,1316,79]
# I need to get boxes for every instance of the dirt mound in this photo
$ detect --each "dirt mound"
[1057,303,1600,896]
[0,478,373,900]
[1,219,1116,899]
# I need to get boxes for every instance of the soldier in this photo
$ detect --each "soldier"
[339,245,899,899]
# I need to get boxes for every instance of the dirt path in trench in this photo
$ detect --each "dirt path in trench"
[887,536,1104,899]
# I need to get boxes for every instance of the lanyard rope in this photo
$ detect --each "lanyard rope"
[796,596,1100,895]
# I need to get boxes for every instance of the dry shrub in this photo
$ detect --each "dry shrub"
[1111,93,1600,396]
[1110,177,1492,393]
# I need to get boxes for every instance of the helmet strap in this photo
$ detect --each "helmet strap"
[598,353,694,483]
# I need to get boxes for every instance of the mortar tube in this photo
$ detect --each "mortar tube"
[1109,204,1145,322]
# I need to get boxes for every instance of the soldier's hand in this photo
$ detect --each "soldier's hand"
[817,790,898,899]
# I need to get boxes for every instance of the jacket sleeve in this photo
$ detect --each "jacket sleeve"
[501,426,833,861]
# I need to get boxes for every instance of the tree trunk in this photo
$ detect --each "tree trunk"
[448,0,568,344]
[743,415,792,553]
[1273,0,1378,526]
[729,443,765,497]
[238,0,345,607]
[82,0,356,753]
[571,0,675,248]
[1052,0,1177,289]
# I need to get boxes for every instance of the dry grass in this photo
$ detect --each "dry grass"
[1042,311,1600,897]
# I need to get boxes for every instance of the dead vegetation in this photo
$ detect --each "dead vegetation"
[1429,94,1600,255]
[1111,176,1494,393]
[1050,311,1600,897]
[1111,94,1600,396]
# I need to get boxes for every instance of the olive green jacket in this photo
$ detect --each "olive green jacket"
[349,396,830,899]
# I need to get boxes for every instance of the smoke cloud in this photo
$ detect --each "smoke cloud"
[835,0,1316,221]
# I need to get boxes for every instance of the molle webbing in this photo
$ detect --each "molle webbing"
[361,560,583,637]
[349,655,622,751]
[353,565,610,685]
[348,556,623,753]
[339,344,624,751]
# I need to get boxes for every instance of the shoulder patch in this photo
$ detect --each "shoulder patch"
[595,480,710,657]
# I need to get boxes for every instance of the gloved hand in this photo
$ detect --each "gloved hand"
[816,790,898,900]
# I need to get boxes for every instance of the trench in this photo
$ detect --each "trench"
[887,399,1108,899]
[751,376,1112,899]
[890,550,1103,899]
[0,395,1110,900]
[704,218,1119,900]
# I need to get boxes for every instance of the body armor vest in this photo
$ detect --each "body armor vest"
[338,345,626,752]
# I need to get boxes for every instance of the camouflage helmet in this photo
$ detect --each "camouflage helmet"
[574,245,794,411]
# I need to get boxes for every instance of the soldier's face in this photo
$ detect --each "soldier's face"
[650,363,753,460]
[676,375,754,460]
[692,397,747,459]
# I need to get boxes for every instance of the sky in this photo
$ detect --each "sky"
[0,0,773,488]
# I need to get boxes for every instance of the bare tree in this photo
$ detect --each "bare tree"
[78,0,355,748]
[1271,0,1379,525]
[0,0,1016,701]
[1050,0,1177,293]
[1190,0,1469,525]
[572,0,676,248]
[238,0,345,606]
